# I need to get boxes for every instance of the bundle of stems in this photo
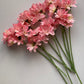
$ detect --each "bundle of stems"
[37,27,82,84]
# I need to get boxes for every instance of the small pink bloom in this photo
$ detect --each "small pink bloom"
[3,23,27,46]
[26,33,49,52]
[55,9,68,18]
[27,43,37,52]
[61,0,77,10]
[66,14,74,23]
[15,36,26,45]
[29,3,46,24]
[22,25,29,36]
[37,35,49,44]
[44,0,56,4]
[41,17,54,25]
[3,28,15,42]
[49,3,56,16]
[26,41,41,52]
[27,27,39,38]
[17,10,32,25]
[13,23,23,37]
[55,9,74,28]
[39,24,55,36]
[29,3,45,14]
[31,13,45,24]
[40,18,55,36]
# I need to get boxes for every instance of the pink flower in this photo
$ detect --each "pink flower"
[26,43,37,52]
[26,34,49,52]
[66,14,74,24]
[13,23,23,37]
[55,9,74,28]
[26,36,42,52]
[17,10,32,25]
[36,35,49,43]
[26,42,40,52]
[49,3,56,16]
[3,23,27,46]
[44,0,56,4]
[3,28,15,42]
[18,3,45,25]
[61,0,77,10]
[39,24,55,36]
[29,3,45,14]
[22,25,29,36]
[7,35,25,46]
[3,33,25,46]
[31,13,45,24]
[39,18,55,36]
[27,29,36,37]
[13,23,29,37]
[29,3,46,24]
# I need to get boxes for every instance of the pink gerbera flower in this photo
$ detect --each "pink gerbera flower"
[17,10,32,25]
[49,3,56,16]
[26,36,42,52]
[61,0,77,10]
[13,23,23,37]
[44,0,56,4]
[55,9,74,28]
[3,28,15,43]
[39,17,55,36]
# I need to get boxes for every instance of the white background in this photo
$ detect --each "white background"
[0,0,84,84]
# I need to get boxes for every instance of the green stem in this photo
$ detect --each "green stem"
[40,46,62,64]
[53,38,73,84]
[64,29,70,52]
[54,36,70,63]
[40,47,67,77]
[48,40,73,84]
[75,71,82,84]
[61,28,68,55]
[37,50,68,84]
[61,28,75,72]
[49,54,63,64]
[58,70,68,84]
[66,70,73,84]
[64,30,73,67]
[69,28,75,69]
[62,28,75,72]
[62,27,82,84]
[48,41,72,72]
[69,28,82,84]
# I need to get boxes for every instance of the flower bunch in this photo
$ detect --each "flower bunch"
[3,0,83,84]
[3,0,76,52]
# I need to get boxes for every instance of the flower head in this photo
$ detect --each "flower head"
[39,18,55,36]
[55,9,74,28]
[17,10,32,25]
[26,42,39,52]
[49,3,56,16]
[61,0,77,10]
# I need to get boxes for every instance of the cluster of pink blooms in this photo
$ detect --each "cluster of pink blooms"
[3,0,76,52]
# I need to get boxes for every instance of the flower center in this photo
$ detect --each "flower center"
[18,36,21,40]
